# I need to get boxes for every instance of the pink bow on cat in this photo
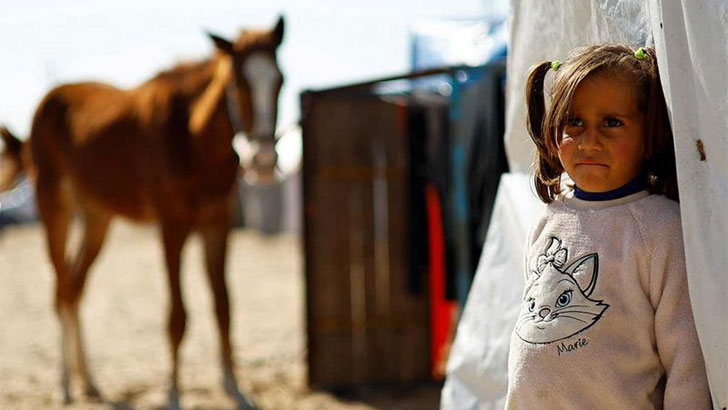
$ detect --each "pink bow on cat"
[537,238,568,272]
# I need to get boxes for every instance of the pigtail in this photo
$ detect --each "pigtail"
[525,62,550,144]
[642,48,679,201]
[526,62,562,203]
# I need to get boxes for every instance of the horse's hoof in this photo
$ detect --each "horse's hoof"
[85,384,103,401]
[168,388,181,410]
[234,392,257,410]
[230,388,256,410]
[223,376,256,410]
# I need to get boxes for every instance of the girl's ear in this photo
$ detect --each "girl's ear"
[564,253,599,296]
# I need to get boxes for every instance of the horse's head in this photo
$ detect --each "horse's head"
[208,16,284,181]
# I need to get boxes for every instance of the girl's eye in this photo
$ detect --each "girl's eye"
[527,298,536,312]
[604,117,623,127]
[566,117,582,127]
[556,290,572,308]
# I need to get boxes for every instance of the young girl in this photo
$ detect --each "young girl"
[505,44,712,409]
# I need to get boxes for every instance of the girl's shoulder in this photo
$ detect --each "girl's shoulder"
[634,193,680,212]
[544,191,682,241]
[550,190,680,222]
[625,195,685,258]
[628,194,682,232]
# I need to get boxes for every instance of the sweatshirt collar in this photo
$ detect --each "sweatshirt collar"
[573,173,648,201]
[562,189,650,211]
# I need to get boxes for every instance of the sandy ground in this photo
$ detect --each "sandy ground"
[0,222,440,410]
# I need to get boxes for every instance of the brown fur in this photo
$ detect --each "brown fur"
[0,17,284,408]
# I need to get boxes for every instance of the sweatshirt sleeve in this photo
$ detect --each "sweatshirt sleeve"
[649,213,713,409]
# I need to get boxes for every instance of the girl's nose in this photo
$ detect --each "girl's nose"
[538,308,551,319]
[577,129,602,151]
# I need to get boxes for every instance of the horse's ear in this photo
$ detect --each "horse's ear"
[272,15,284,47]
[564,253,599,297]
[207,31,234,55]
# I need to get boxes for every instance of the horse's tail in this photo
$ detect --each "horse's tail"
[0,125,25,191]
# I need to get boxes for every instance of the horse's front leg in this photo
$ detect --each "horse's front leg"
[160,223,191,410]
[200,215,255,410]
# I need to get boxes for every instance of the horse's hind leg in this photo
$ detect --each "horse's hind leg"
[38,172,111,403]
[200,217,254,409]
[35,175,74,403]
[67,206,111,399]
[160,223,191,410]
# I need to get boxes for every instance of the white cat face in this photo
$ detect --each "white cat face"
[515,238,609,344]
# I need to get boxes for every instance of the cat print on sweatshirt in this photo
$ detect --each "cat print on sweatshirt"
[515,237,609,344]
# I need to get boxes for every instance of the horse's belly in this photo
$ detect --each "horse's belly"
[72,171,156,222]
[69,144,157,221]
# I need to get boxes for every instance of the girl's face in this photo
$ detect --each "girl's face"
[558,72,646,193]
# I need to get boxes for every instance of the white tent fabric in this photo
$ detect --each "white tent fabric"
[440,173,543,410]
[443,0,727,408]
[647,2,728,407]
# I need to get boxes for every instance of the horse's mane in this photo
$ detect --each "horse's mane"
[145,58,216,93]
[144,28,277,90]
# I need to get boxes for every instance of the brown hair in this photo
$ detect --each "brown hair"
[526,43,677,203]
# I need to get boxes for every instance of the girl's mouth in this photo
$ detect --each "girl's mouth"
[576,162,608,167]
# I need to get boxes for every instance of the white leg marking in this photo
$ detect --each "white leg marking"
[59,308,74,403]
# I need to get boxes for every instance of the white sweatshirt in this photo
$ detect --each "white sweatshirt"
[505,190,712,410]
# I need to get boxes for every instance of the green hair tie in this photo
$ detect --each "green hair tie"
[551,61,562,71]
[634,47,647,60]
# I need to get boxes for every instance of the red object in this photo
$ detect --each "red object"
[426,183,457,378]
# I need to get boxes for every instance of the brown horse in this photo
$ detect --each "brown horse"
[0,16,284,409]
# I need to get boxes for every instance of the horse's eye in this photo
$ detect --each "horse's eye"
[556,290,572,308]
